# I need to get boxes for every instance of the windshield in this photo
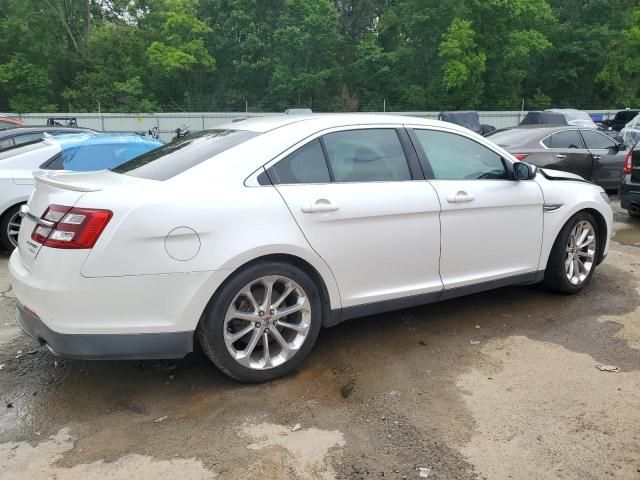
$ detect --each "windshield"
[111,129,260,180]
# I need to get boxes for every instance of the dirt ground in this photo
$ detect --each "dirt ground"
[1,201,639,480]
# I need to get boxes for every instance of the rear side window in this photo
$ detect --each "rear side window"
[13,133,44,146]
[548,130,584,149]
[269,139,330,184]
[322,129,411,182]
[413,129,506,180]
[581,130,617,150]
[112,129,259,180]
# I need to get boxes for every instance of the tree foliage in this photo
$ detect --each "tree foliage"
[0,0,637,112]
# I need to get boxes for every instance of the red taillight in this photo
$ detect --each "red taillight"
[623,150,633,174]
[31,204,112,249]
[513,153,530,161]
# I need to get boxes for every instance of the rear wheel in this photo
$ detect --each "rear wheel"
[198,261,322,382]
[543,211,599,293]
[0,204,23,252]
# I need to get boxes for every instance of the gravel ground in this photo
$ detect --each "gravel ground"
[0,201,639,480]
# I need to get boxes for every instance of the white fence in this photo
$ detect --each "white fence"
[4,110,620,142]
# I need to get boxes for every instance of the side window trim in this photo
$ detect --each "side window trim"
[406,128,435,179]
[318,136,336,182]
[397,128,426,180]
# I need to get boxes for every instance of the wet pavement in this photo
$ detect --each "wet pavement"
[1,202,639,479]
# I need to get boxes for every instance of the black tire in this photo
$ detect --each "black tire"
[197,261,323,383]
[542,211,600,294]
[0,204,22,252]
[629,210,640,218]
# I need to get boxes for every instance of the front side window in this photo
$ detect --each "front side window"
[322,129,411,182]
[413,129,507,180]
[269,139,330,184]
[549,130,584,149]
[581,130,617,150]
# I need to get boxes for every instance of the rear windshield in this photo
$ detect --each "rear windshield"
[111,129,259,180]
[486,129,536,147]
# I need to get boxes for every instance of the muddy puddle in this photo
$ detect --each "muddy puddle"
[613,226,640,247]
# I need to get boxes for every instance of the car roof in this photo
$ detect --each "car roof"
[218,113,464,134]
[0,126,95,138]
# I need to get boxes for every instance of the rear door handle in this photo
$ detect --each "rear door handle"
[447,191,475,204]
[556,154,567,159]
[301,199,340,213]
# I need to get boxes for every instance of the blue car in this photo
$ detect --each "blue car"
[0,133,163,250]
[41,133,164,171]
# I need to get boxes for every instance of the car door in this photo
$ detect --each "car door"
[580,129,626,190]
[409,127,544,294]
[270,127,442,310]
[541,129,594,180]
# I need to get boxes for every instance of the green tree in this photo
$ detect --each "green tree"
[268,0,346,110]
[0,54,56,111]
[596,8,640,107]
[438,18,486,109]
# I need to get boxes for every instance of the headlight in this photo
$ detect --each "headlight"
[600,192,610,204]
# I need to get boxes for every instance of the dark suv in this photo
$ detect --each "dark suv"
[621,142,640,217]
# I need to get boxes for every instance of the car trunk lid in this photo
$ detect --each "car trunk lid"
[17,170,138,270]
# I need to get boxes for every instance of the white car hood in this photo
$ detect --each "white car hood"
[539,168,589,183]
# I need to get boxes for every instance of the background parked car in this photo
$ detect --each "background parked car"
[0,133,162,250]
[486,125,626,190]
[0,115,26,129]
[600,109,639,133]
[0,126,95,151]
[621,141,640,217]
[519,111,568,126]
[438,111,496,135]
[620,113,640,148]
[546,109,598,129]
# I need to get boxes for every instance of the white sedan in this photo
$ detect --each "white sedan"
[9,114,613,382]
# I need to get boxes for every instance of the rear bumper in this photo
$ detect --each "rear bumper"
[16,302,192,360]
[620,175,640,210]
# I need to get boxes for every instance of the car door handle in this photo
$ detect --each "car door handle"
[556,154,567,159]
[593,155,602,160]
[447,191,475,204]
[301,199,340,213]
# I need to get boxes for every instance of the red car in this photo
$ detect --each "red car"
[0,115,26,129]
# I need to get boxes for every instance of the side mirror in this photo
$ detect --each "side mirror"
[513,161,536,180]
[616,142,626,152]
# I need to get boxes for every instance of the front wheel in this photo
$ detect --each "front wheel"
[198,261,322,382]
[543,211,600,294]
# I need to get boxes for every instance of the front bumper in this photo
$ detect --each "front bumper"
[16,302,193,360]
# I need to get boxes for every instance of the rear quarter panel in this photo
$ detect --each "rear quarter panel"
[78,181,342,309]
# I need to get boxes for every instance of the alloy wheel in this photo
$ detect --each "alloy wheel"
[223,275,311,370]
[7,209,21,248]
[565,220,596,286]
